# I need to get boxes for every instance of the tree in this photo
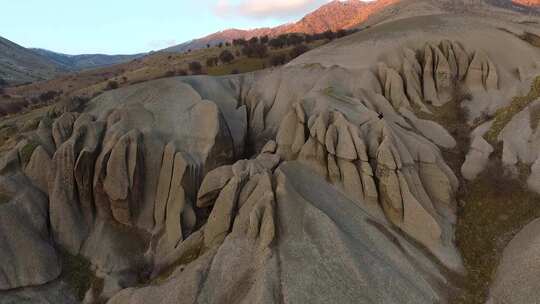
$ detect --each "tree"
[249,37,259,45]
[225,42,231,47]
[242,43,268,58]
[336,29,347,38]
[206,44,211,48]
[287,33,304,45]
[189,61,203,74]
[270,54,288,66]
[0,77,7,88]
[105,81,118,90]
[218,42,224,48]
[176,69,188,76]
[289,44,309,59]
[219,50,235,64]
[323,30,336,40]
[164,70,176,77]
[233,38,247,46]
[39,90,58,102]
[269,37,286,49]
[206,57,219,67]
[260,35,269,44]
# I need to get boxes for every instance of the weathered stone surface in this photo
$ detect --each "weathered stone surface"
[0,174,60,290]
[488,218,540,304]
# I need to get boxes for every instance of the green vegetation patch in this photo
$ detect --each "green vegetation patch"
[0,192,11,205]
[454,162,540,304]
[521,32,540,48]
[484,76,540,143]
[152,241,203,284]
[0,124,17,148]
[19,140,39,166]
[60,250,96,301]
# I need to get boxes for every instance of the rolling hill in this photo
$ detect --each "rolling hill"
[0,36,66,86]
[31,49,144,72]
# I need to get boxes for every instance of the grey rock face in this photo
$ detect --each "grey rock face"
[0,174,60,290]
[488,218,540,304]
[1,12,540,302]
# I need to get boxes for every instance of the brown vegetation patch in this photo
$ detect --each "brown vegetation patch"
[59,249,98,301]
[0,192,11,205]
[454,160,540,304]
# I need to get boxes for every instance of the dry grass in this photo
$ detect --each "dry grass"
[59,250,97,301]
[453,161,540,304]
[19,140,39,166]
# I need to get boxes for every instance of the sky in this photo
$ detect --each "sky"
[0,0,358,55]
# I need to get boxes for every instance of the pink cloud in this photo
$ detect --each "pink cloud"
[215,0,333,18]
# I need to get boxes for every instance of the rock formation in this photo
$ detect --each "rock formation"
[1,3,540,304]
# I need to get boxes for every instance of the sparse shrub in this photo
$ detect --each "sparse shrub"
[39,90,58,102]
[105,81,119,90]
[269,37,286,49]
[218,42,223,48]
[189,61,203,74]
[176,69,188,76]
[219,50,235,64]
[270,54,288,66]
[60,249,96,301]
[225,42,231,47]
[289,44,309,59]
[287,33,304,45]
[206,57,219,67]
[232,38,247,46]
[336,29,348,38]
[323,30,336,40]
[206,44,211,48]
[0,77,7,88]
[0,192,10,205]
[249,37,259,44]
[164,70,176,77]
[19,140,39,166]
[260,35,269,44]
[242,43,268,58]
[231,69,240,75]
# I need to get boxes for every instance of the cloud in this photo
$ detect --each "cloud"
[215,0,333,19]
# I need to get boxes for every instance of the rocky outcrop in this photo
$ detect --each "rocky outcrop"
[0,174,60,290]
[0,31,534,303]
[488,218,540,304]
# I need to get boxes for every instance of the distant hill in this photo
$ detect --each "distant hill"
[164,0,540,54]
[513,0,540,6]
[163,0,399,53]
[0,36,66,86]
[0,36,144,87]
[31,48,144,71]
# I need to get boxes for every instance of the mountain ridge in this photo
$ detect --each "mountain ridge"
[163,0,399,53]
[30,48,145,71]
[163,0,540,53]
